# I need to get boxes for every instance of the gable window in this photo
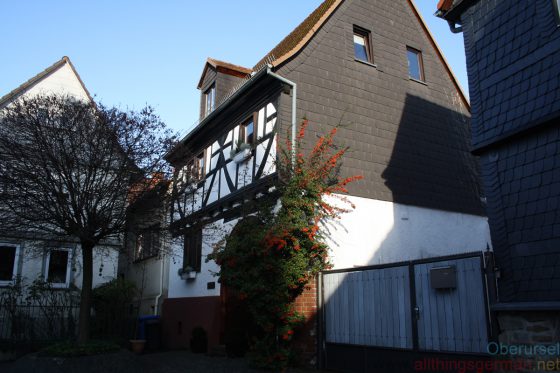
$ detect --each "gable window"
[0,244,19,284]
[44,248,72,288]
[353,26,372,63]
[135,225,160,261]
[204,83,216,116]
[240,117,255,146]
[407,47,425,81]
[183,229,202,272]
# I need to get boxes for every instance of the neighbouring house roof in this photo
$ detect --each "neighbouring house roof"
[0,56,93,108]
[435,0,476,22]
[197,58,252,89]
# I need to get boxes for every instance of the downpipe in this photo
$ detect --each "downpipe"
[266,67,297,167]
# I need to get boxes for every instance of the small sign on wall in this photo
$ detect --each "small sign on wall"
[430,265,457,289]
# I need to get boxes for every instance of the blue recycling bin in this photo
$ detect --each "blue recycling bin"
[138,315,161,351]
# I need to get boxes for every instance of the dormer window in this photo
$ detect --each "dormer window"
[240,117,255,145]
[204,83,216,115]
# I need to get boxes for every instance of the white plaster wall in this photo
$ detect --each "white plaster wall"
[168,220,236,298]
[166,194,490,299]
[13,242,118,289]
[23,62,89,101]
[74,245,119,289]
[125,255,169,316]
[325,195,492,269]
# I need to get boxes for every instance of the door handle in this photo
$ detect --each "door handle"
[413,306,420,320]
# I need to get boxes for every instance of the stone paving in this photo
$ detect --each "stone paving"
[1,349,320,373]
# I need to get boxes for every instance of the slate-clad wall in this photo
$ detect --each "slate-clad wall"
[460,0,560,302]
[462,0,560,150]
[277,0,484,216]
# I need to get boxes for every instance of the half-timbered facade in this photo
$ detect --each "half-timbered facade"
[161,0,493,362]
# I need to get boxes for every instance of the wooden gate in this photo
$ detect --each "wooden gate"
[321,253,493,371]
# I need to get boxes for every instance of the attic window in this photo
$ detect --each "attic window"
[204,83,215,115]
[353,26,372,63]
[554,0,560,25]
[407,47,424,81]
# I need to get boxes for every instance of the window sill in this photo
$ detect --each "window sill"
[354,58,377,68]
[409,77,427,86]
[133,253,159,264]
[48,284,72,290]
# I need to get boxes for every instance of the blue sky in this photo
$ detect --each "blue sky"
[0,1,467,135]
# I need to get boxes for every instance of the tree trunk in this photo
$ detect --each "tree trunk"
[77,242,94,344]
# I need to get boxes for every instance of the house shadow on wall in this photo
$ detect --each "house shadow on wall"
[320,94,490,372]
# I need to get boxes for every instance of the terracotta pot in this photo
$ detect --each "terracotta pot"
[129,339,146,354]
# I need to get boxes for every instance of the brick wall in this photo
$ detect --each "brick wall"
[292,277,318,366]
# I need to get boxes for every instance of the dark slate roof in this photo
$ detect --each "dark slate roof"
[0,56,92,108]
[197,58,252,89]
[253,0,342,69]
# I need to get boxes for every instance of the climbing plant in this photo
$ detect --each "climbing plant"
[209,120,362,369]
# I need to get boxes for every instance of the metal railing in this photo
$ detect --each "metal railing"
[0,303,136,344]
[0,303,79,343]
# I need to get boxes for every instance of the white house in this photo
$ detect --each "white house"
[0,57,119,292]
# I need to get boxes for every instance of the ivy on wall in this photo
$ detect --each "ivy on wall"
[209,120,362,369]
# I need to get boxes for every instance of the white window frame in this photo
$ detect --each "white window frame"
[0,243,20,286]
[44,248,73,288]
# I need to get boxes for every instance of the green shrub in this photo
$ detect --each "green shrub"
[92,278,137,340]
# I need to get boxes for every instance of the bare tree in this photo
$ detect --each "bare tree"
[0,94,176,343]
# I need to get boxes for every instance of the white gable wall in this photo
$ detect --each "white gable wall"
[22,62,90,101]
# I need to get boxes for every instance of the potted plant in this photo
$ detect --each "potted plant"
[190,326,208,353]
[230,140,251,164]
[129,263,146,354]
[130,338,146,354]
[178,266,197,280]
